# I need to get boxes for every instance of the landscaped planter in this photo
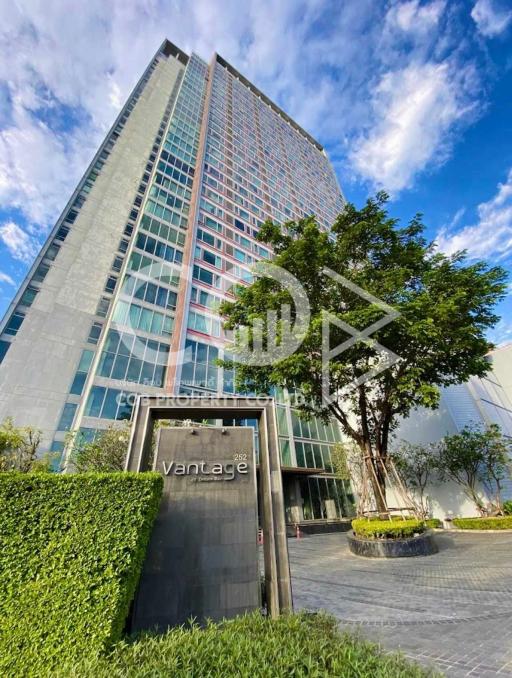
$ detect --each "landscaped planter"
[347,529,438,558]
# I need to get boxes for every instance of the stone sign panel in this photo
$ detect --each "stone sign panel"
[131,426,260,631]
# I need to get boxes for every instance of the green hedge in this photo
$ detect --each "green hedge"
[352,518,426,539]
[0,472,162,676]
[59,611,429,677]
[452,516,512,530]
[424,518,442,529]
[363,516,442,529]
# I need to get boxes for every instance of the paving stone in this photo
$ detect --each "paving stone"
[288,532,512,677]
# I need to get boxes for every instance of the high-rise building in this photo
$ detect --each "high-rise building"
[0,40,354,525]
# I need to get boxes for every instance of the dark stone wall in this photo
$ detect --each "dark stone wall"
[347,530,439,558]
[131,426,260,631]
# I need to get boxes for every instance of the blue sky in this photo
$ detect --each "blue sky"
[0,0,511,342]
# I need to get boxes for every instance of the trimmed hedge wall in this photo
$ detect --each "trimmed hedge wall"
[452,516,512,530]
[0,472,162,676]
[352,518,426,539]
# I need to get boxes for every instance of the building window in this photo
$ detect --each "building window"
[135,232,183,265]
[105,276,117,293]
[87,322,103,345]
[192,264,221,288]
[55,225,70,241]
[187,310,220,337]
[45,243,60,260]
[122,275,177,311]
[112,300,173,337]
[4,312,25,336]
[128,252,180,287]
[20,286,39,307]
[112,256,124,272]
[140,214,186,247]
[181,339,218,391]
[69,350,94,396]
[33,262,50,283]
[78,428,97,443]
[96,297,110,317]
[276,407,289,436]
[305,477,355,519]
[57,403,77,431]
[96,329,169,388]
[190,286,221,310]
[118,239,129,254]
[0,340,10,364]
[84,386,134,421]
[279,438,292,466]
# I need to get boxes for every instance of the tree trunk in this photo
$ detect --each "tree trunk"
[364,448,387,514]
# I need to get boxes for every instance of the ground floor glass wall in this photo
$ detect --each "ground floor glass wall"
[298,476,355,521]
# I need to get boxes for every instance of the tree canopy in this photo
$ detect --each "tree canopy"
[0,418,50,472]
[436,424,512,515]
[220,193,507,508]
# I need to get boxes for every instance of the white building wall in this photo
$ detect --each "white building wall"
[488,344,512,406]
[0,54,183,449]
[393,349,512,518]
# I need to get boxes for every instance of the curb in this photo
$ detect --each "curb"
[438,528,512,534]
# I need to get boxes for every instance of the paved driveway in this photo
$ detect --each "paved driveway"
[288,531,512,677]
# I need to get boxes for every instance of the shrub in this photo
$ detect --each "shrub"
[0,472,162,676]
[452,516,512,530]
[59,611,430,678]
[68,423,130,472]
[352,518,426,539]
[503,500,512,516]
[424,518,442,529]
[362,515,441,528]
[0,417,46,472]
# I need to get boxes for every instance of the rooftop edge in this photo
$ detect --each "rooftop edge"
[215,54,324,153]
[158,39,324,153]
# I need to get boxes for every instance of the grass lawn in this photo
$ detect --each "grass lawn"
[60,611,438,677]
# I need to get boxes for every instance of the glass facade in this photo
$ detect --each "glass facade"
[0,40,354,523]
[172,56,352,521]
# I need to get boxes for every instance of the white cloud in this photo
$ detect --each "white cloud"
[488,318,512,346]
[444,207,466,231]
[0,104,95,225]
[471,0,512,37]
[350,61,479,193]
[0,271,15,286]
[0,0,491,239]
[436,168,512,259]
[0,221,39,263]
[385,0,445,37]
[0,0,381,234]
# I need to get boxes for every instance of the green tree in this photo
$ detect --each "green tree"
[477,424,512,513]
[68,423,130,473]
[436,424,511,515]
[220,193,507,511]
[0,417,48,472]
[392,442,439,519]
